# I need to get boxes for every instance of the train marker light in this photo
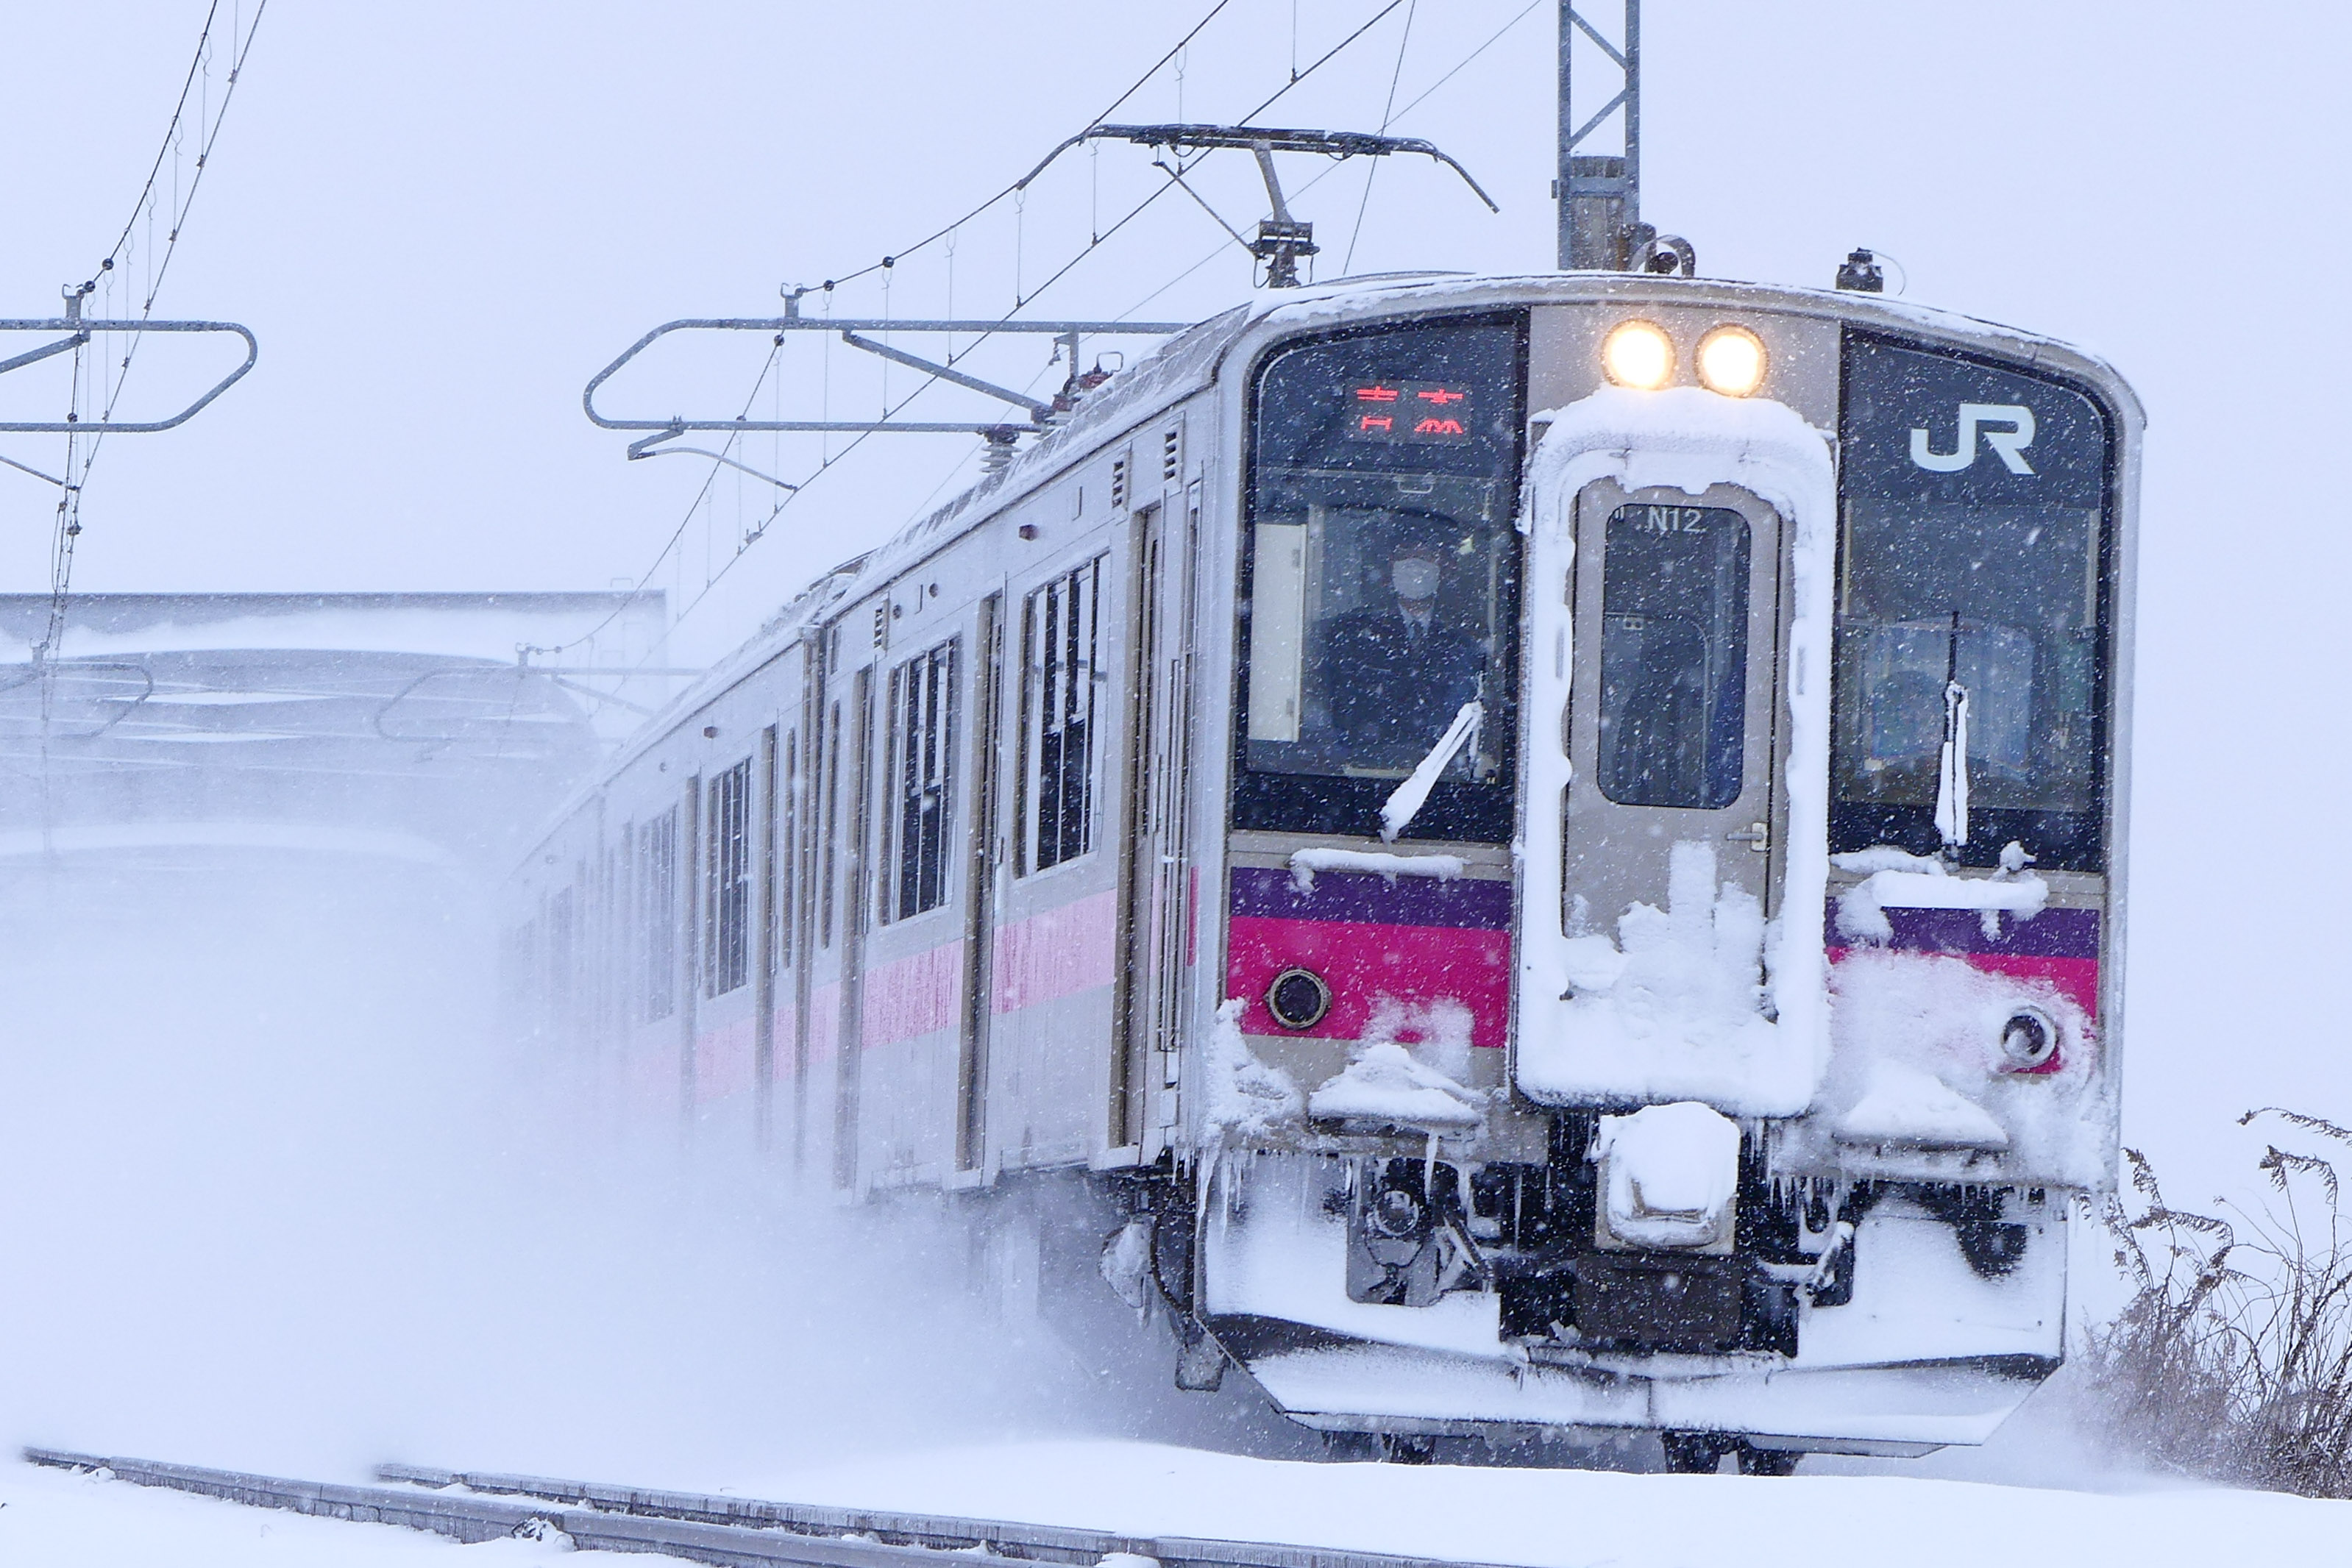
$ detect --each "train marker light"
[1601,319,1674,390]
[1696,324,1769,397]
[1999,1007,2059,1072]
[1265,966,1334,1030]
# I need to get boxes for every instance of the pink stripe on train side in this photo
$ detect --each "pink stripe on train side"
[862,938,966,1049]
[1826,947,2100,1022]
[806,982,842,1066]
[992,887,1118,1013]
[1227,915,1511,1048]
[693,1016,757,1104]
[768,1007,799,1080]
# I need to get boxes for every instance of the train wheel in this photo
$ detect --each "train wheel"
[1379,1433,1438,1465]
[1322,1431,1385,1462]
[1659,1431,1731,1473]
[1736,1444,1801,1477]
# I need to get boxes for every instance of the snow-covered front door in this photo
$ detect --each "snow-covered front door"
[1557,477,1785,938]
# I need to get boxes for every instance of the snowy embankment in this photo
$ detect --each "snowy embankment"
[12,1442,2350,1568]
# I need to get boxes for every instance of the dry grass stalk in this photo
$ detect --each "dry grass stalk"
[2083,1108,2352,1497]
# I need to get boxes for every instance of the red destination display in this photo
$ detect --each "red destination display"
[1346,380,1473,442]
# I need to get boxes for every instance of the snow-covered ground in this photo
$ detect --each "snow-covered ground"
[10,1442,2352,1568]
[0,1462,581,1568]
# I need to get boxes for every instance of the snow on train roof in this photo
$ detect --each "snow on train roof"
[583,269,2138,788]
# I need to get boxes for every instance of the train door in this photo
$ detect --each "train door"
[753,721,780,1151]
[1560,479,1786,930]
[1117,500,1197,1152]
[833,663,876,1189]
[678,771,703,1119]
[957,594,1006,1175]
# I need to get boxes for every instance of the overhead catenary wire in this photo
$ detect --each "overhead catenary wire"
[40,1,270,664]
[811,0,1237,301]
[1122,0,1539,318]
[575,0,1420,673]
[1343,0,1421,273]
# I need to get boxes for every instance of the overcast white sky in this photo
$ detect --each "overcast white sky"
[4,1,2349,1187]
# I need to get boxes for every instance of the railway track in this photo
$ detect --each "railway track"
[24,1447,1524,1568]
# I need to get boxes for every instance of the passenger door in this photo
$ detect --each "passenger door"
[1560,480,1785,932]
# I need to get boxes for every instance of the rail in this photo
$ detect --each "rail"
[24,1448,1527,1568]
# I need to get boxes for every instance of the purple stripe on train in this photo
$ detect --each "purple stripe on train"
[1229,866,1512,930]
[1822,901,2100,958]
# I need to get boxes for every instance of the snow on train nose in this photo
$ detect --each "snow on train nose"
[1591,1102,1741,1252]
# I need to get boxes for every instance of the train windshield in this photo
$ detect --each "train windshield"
[1238,316,1524,841]
[1834,334,2112,869]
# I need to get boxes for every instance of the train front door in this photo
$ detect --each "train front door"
[1560,479,1786,933]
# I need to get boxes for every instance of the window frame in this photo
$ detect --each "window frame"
[633,806,678,1023]
[1017,555,1108,876]
[884,636,961,922]
[703,759,753,995]
[1830,328,2122,873]
[1232,310,1529,844]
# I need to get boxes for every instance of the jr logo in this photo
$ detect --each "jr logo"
[1909,402,2037,474]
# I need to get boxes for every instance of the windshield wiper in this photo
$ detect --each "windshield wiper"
[1380,700,1483,841]
[1935,611,1969,847]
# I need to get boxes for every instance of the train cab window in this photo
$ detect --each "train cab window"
[1834,333,2113,870]
[1238,315,1524,841]
[1599,504,1751,808]
[886,638,959,919]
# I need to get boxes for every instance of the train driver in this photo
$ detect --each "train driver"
[1318,533,1487,771]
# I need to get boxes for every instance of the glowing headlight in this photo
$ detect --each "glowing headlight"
[1601,319,1674,390]
[1695,324,1769,396]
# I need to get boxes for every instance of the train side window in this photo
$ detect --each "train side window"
[885,638,960,919]
[1019,556,1104,873]
[704,760,752,994]
[1597,504,1751,808]
[635,807,678,1022]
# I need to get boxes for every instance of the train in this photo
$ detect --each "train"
[505,265,2139,1470]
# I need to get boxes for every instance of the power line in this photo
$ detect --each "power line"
[589,0,1418,672]
[816,0,1240,299]
[1386,0,1543,126]
[1343,0,1421,272]
[42,1,270,664]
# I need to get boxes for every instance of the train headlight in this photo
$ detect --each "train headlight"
[1602,319,1674,390]
[1695,324,1769,396]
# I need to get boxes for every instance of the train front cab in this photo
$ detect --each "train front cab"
[1197,281,2136,1461]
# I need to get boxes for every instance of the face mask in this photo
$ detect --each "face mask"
[1392,559,1440,600]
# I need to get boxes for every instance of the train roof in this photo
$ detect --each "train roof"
[559,270,2142,819]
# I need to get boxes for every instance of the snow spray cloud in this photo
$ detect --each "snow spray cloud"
[0,839,1287,1489]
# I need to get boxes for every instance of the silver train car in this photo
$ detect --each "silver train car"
[508,271,2140,1468]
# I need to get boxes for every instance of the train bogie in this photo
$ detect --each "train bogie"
[510,271,2139,1460]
